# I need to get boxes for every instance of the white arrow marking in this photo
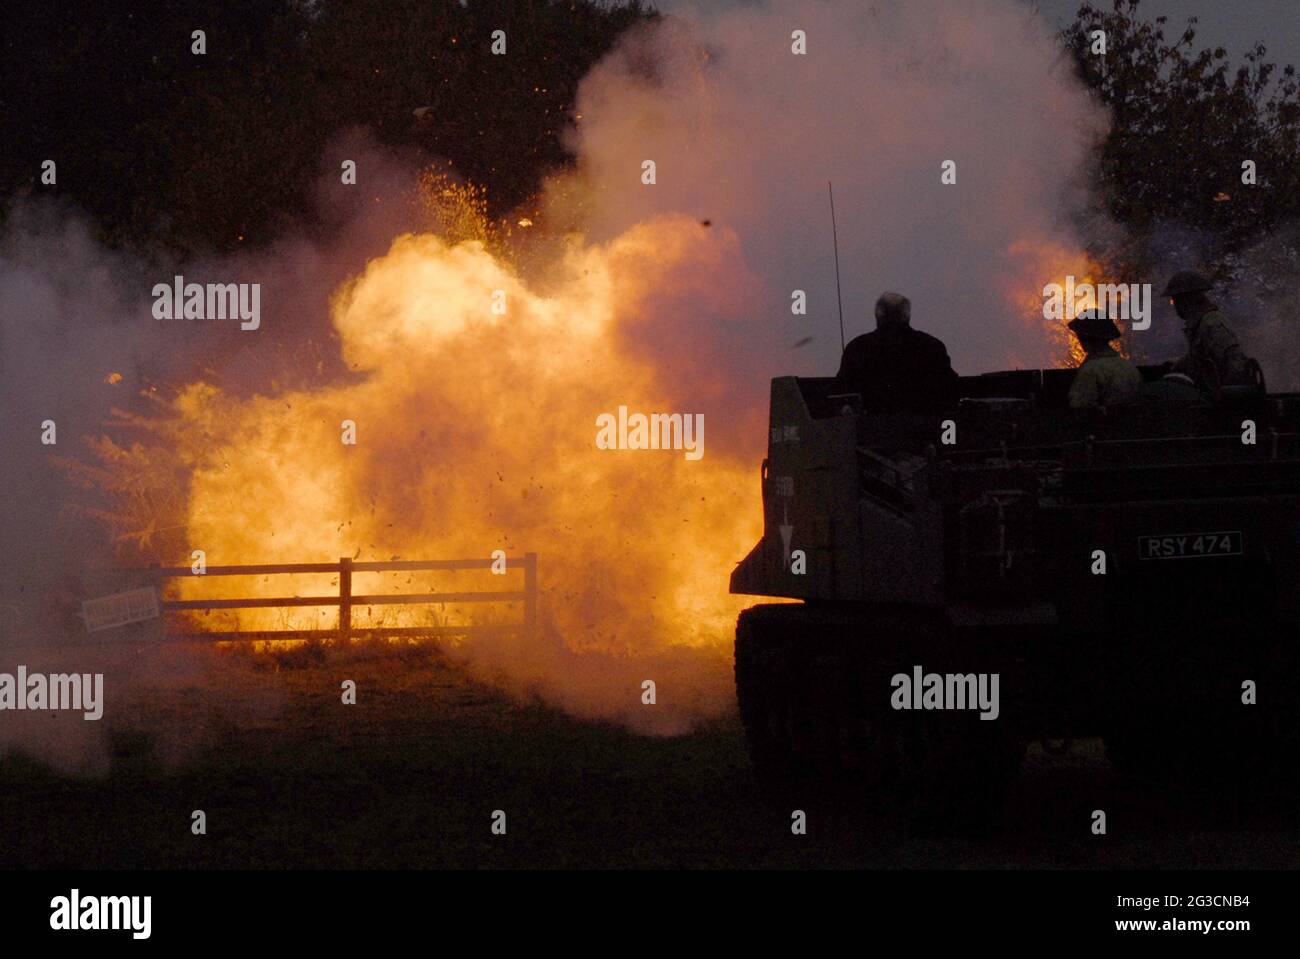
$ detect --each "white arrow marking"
[779,502,794,569]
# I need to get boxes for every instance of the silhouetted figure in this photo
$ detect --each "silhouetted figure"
[1066,312,1142,409]
[1162,270,1258,401]
[835,293,958,412]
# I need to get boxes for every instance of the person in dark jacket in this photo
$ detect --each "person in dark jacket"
[835,292,958,411]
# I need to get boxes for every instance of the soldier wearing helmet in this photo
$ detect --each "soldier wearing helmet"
[1162,271,1255,400]
[835,292,958,412]
[1066,311,1142,409]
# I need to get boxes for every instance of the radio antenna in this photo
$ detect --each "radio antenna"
[828,181,846,352]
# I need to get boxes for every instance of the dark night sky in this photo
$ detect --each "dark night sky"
[1033,0,1300,71]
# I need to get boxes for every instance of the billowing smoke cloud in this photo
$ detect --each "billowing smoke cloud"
[1232,229,1300,391]
[3,0,1137,756]
[1143,220,1300,390]
[1,130,425,611]
[0,133,428,769]
[555,0,1112,391]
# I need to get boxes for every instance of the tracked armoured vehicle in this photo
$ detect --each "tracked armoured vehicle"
[730,366,1300,819]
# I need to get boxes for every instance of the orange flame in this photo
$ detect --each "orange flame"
[167,215,760,690]
[1003,237,1120,367]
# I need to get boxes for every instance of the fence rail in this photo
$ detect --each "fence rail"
[140,554,537,642]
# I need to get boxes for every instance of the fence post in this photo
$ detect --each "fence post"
[523,552,537,642]
[339,557,352,643]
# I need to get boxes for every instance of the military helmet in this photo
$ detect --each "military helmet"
[1067,311,1122,341]
[1162,270,1212,298]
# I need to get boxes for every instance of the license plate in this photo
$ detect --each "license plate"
[1138,531,1242,560]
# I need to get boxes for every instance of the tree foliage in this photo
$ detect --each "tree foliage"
[6,0,1298,269]
[1,0,654,258]
[1062,0,1300,253]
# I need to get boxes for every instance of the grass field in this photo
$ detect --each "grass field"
[2,640,1297,869]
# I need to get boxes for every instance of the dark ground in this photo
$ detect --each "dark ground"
[1,641,1297,870]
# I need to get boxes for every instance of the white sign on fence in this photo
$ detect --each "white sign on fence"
[81,587,160,633]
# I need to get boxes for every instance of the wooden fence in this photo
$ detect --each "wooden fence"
[144,554,537,642]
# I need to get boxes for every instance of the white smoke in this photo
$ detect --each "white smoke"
[2,0,1139,760]
[553,0,1112,382]
[1140,220,1300,389]
[0,133,426,770]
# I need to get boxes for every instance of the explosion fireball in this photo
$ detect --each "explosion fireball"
[46,0,1120,735]
[161,212,762,731]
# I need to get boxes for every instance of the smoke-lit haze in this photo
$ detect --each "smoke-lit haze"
[559,0,1111,384]
[4,0,1289,765]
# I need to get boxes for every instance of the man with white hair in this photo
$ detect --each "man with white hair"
[834,292,958,412]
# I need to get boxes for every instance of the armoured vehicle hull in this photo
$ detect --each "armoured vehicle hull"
[730,368,1300,819]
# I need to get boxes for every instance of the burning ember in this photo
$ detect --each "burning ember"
[1003,237,1123,367]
